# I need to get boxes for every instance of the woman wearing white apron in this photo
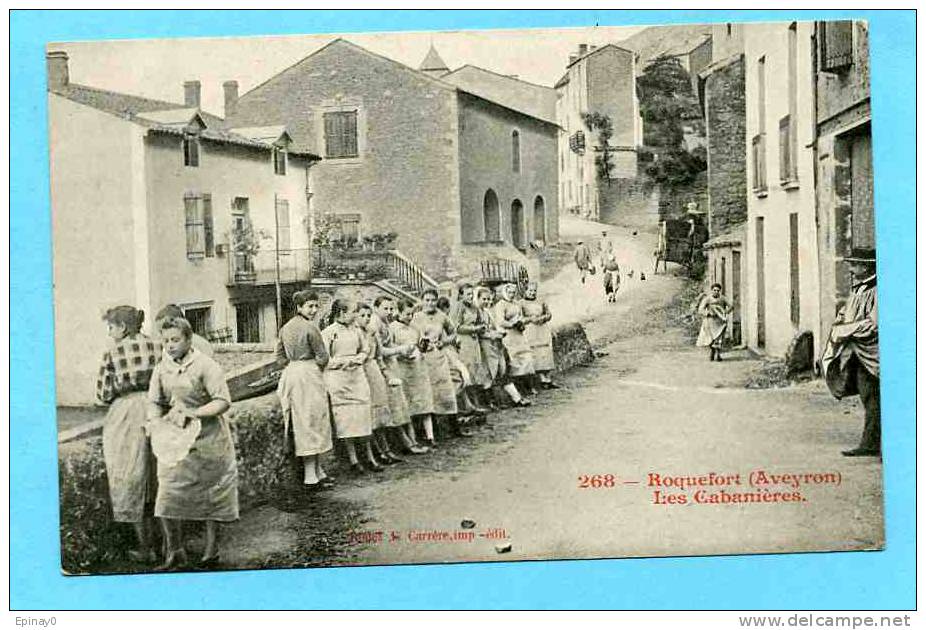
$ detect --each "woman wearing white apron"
[322,299,380,475]
[275,291,333,491]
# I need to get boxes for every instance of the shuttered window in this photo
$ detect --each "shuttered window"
[323,111,359,158]
[820,21,854,72]
[275,197,291,253]
[202,193,214,257]
[779,116,797,183]
[752,134,767,191]
[184,194,204,259]
[512,130,521,173]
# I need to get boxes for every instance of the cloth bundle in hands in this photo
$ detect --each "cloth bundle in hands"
[149,407,201,466]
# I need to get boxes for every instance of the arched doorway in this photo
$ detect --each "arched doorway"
[511,199,525,250]
[484,189,500,241]
[533,196,546,243]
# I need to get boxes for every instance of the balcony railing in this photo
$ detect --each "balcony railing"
[227,247,311,286]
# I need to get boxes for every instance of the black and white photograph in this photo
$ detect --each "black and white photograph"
[49,18,883,575]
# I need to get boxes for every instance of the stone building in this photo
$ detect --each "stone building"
[554,43,644,224]
[812,20,874,351]
[699,23,748,345]
[226,38,559,282]
[47,52,318,405]
[743,22,821,358]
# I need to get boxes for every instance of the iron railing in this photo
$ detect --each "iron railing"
[227,247,311,286]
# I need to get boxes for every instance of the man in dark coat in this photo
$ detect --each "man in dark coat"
[820,251,879,457]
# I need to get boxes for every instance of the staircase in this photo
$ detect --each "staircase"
[312,247,440,297]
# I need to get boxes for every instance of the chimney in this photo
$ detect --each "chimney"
[578,43,588,56]
[183,80,201,108]
[569,54,578,64]
[223,80,238,118]
[47,51,69,90]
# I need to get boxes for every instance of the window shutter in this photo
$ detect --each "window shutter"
[203,193,214,257]
[184,194,204,258]
[275,198,291,252]
[778,116,791,182]
[821,21,854,72]
[323,111,358,158]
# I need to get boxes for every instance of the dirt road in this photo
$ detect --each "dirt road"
[222,268,883,570]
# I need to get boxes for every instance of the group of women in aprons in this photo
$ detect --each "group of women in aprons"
[94,282,558,570]
[95,304,237,572]
[275,282,559,492]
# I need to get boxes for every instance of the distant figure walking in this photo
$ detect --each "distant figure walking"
[696,283,733,361]
[573,240,592,284]
[602,252,621,303]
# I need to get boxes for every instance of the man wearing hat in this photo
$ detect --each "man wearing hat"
[820,249,880,457]
[573,240,592,284]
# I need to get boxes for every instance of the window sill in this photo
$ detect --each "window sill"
[753,188,769,198]
[324,155,363,165]
[780,180,800,191]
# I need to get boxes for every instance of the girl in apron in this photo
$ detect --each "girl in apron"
[275,290,333,491]
[322,299,380,475]
[147,316,238,570]
[493,283,537,399]
[412,289,471,440]
[373,296,429,455]
[478,287,530,408]
[96,305,161,564]
[521,282,559,390]
[356,302,403,465]
[390,299,437,448]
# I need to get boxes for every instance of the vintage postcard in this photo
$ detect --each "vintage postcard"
[49,19,884,575]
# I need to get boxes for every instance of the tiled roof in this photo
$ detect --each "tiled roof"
[51,83,318,159]
[441,65,558,126]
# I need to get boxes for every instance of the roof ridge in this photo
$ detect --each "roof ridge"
[55,81,185,109]
[446,64,554,90]
[237,37,455,105]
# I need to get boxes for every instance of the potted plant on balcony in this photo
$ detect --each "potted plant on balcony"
[229,223,267,283]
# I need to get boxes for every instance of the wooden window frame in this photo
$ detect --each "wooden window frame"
[323,110,360,159]
[272,147,287,176]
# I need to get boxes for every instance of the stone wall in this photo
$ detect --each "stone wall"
[658,172,708,222]
[704,56,747,238]
[228,40,461,280]
[597,177,659,230]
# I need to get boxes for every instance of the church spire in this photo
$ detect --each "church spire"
[419,43,450,78]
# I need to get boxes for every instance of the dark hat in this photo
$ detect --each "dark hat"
[844,248,876,264]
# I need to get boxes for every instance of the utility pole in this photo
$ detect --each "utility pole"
[273,193,282,332]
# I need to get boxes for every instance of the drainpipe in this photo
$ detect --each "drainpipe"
[274,192,282,332]
[809,24,823,372]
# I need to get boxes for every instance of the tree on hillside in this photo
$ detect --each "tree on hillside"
[636,54,706,185]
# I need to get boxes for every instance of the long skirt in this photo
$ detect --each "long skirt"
[422,350,458,415]
[503,328,536,377]
[155,415,239,522]
[391,357,434,416]
[458,333,490,388]
[696,316,727,348]
[102,392,155,523]
[381,361,412,427]
[324,366,373,438]
[363,360,392,430]
[480,338,507,383]
[525,322,555,372]
[277,360,332,457]
[444,346,471,392]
